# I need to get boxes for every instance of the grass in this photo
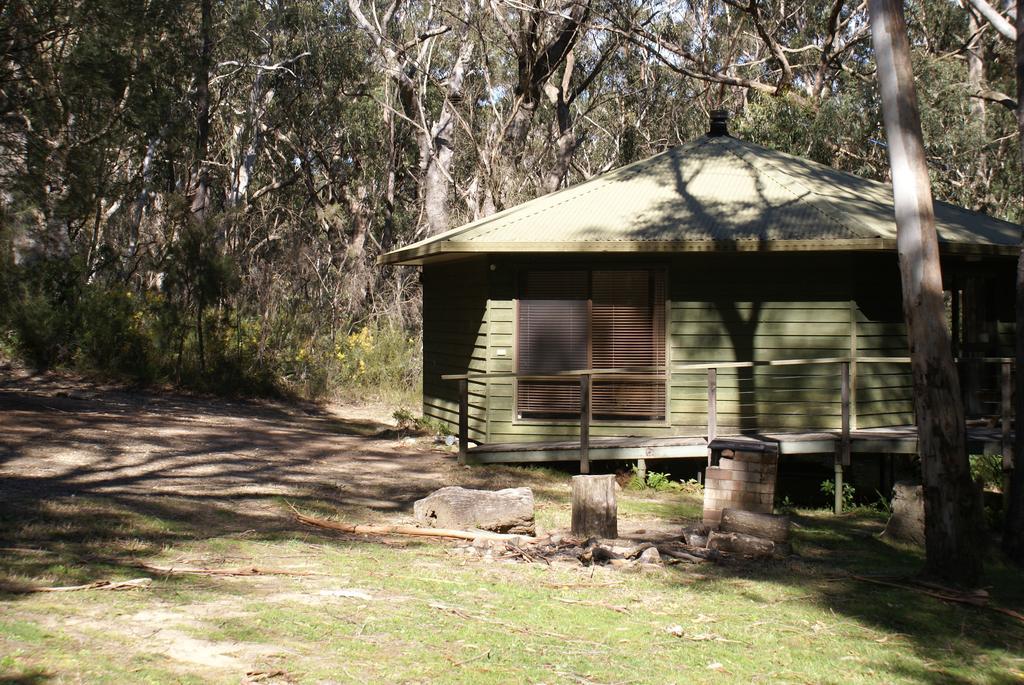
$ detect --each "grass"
[1,483,1023,684]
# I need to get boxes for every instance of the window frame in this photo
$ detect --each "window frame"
[511,264,671,426]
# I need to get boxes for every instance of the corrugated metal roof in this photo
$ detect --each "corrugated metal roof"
[381,135,1022,265]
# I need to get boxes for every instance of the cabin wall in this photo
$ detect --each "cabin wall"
[669,253,856,434]
[422,258,488,441]
[420,251,1014,444]
[853,256,914,429]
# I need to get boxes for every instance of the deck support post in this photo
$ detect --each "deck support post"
[835,361,852,515]
[580,373,590,475]
[458,378,468,465]
[834,460,844,515]
[1001,361,1013,507]
[839,362,851,467]
[707,368,718,464]
[636,458,647,483]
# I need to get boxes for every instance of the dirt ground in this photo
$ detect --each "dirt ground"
[0,367,544,524]
[3,368,1023,684]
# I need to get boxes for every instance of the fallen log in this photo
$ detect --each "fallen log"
[293,511,537,543]
[707,531,790,557]
[656,547,708,564]
[133,563,323,577]
[23,578,152,593]
[720,509,790,543]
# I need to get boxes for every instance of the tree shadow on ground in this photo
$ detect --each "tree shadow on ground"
[0,372,568,594]
[0,672,53,685]
[663,510,1024,685]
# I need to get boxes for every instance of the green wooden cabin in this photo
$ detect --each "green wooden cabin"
[380,117,1020,462]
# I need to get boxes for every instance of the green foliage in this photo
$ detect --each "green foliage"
[392,409,453,437]
[645,470,672,491]
[970,453,1004,491]
[777,495,796,513]
[627,466,703,494]
[821,479,857,511]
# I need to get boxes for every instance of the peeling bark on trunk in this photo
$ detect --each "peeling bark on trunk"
[967,9,990,208]
[869,0,984,586]
[542,54,579,194]
[421,39,474,235]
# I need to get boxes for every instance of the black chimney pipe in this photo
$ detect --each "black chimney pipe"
[709,109,729,137]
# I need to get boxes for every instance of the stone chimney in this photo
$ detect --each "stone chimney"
[709,109,729,137]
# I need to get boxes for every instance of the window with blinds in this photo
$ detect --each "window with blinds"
[516,268,666,421]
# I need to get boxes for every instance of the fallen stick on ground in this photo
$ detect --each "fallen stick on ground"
[554,597,631,614]
[844,574,1024,624]
[429,602,605,646]
[292,509,537,543]
[656,546,710,563]
[133,563,324,577]
[25,578,152,593]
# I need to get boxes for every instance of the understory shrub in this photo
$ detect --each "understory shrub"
[970,453,1003,491]
[0,251,421,401]
[821,479,856,511]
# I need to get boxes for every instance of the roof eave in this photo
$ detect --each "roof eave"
[379,237,1021,265]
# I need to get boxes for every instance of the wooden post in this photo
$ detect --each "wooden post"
[840,361,851,467]
[834,460,845,515]
[580,373,590,475]
[707,367,718,464]
[458,378,468,465]
[1002,361,1013,506]
[835,361,851,515]
[571,475,617,538]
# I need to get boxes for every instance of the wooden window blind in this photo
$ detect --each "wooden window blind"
[517,271,588,417]
[592,270,666,420]
[516,268,666,421]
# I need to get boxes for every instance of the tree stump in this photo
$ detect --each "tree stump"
[720,509,790,542]
[571,475,617,539]
[881,481,925,545]
[413,486,535,535]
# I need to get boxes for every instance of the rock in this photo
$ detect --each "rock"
[682,524,711,547]
[413,486,535,535]
[638,547,662,564]
[881,481,925,546]
[687,534,709,548]
[610,543,656,560]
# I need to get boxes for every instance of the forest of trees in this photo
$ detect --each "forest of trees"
[1,0,1021,398]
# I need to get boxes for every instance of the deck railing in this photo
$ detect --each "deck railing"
[441,356,1014,477]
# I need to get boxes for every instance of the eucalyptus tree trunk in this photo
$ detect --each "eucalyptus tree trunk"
[967,9,990,208]
[421,39,474,235]
[191,0,213,221]
[869,0,984,586]
[1003,2,1024,566]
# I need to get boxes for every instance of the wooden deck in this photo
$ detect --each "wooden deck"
[466,425,1009,464]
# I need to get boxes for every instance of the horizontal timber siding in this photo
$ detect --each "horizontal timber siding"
[419,252,1018,449]
[853,258,914,428]
[422,259,488,441]
[668,254,856,434]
